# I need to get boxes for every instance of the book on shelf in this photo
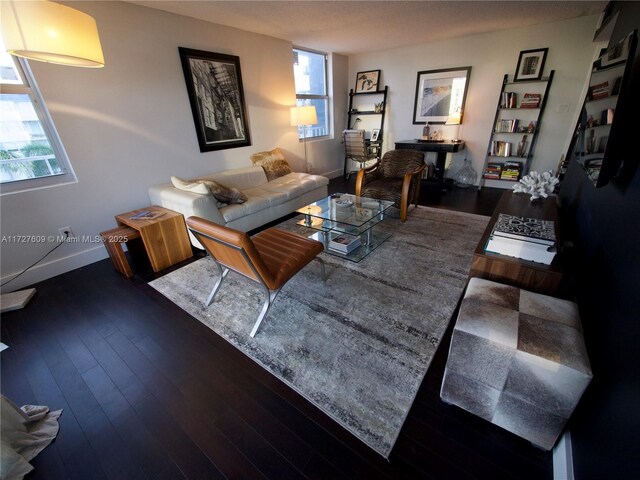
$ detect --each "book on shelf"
[492,213,556,246]
[485,235,556,265]
[495,119,519,133]
[328,232,361,253]
[499,161,522,180]
[589,80,609,100]
[483,162,503,179]
[501,92,517,108]
[520,93,541,108]
[490,141,512,157]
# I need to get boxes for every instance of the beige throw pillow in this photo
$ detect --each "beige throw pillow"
[250,147,293,181]
[170,176,247,204]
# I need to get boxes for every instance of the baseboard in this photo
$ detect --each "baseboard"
[1,245,108,292]
[319,167,344,179]
[553,431,574,480]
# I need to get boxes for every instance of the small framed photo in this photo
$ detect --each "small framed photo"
[355,70,380,93]
[514,48,548,82]
[370,129,380,142]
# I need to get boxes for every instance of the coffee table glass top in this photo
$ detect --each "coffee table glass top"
[295,193,394,236]
[295,194,395,262]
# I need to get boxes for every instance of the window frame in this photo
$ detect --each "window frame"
[293,46,330,140]
[1,57,77,196]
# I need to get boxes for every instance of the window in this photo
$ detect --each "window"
[0,38,76,195]
[293,47,329,139]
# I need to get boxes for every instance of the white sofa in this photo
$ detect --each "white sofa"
[148,166,328,248]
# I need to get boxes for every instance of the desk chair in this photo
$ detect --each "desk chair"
[186,217,325,337]
[343,129,379,180]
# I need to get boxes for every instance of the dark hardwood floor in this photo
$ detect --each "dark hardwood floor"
[0,180,552,480]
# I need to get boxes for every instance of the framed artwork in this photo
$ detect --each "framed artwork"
[370,129,380,142]
[355,70,380,93]
[514,48,548,82]
[413,66,471,124]
[178,47,251,152]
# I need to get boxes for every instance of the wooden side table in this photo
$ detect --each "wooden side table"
[469,191,564,296]
[114,206,192,273]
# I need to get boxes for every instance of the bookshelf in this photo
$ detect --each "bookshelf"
[478,71,554,189]
[345,86,388,179]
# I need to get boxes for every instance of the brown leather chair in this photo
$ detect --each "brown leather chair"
[186,217,325,337]
[355,149,426,222]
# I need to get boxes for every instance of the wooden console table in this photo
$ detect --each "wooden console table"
[469,191,563,296]
[394,140,465,184]
[113,205,192,274]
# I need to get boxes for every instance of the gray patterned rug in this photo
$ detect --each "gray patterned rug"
[149,206,489,458]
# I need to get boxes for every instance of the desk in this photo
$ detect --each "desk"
[394,140,465,184]
[469,191,563,296]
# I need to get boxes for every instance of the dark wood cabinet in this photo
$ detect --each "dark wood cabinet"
[469,191,564,296]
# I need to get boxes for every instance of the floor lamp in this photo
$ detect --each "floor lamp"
[0,0,104,314]
[290,105,318,173]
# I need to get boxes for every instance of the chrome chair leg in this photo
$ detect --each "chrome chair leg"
[250,287,280,337]
[206,264,230,306]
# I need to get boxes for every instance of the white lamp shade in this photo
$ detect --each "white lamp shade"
[1,0,104,68]
[290,105,318,126]
[445,111,462,125]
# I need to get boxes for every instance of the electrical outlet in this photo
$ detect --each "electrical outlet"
[58,226,75,238]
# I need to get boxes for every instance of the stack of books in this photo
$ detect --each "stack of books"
[520,93,542,108]
[483,162,503,179]
[485,213,557,264]
[129,210,165,220]
[328,232,361,254]
[589,81,609,100]
[499,161,522,181]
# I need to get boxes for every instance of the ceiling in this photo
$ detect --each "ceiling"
[129,0,606,55]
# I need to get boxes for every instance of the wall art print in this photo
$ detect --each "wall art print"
[179,47,251,152]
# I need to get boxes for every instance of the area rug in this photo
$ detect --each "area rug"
[149,206,489,458]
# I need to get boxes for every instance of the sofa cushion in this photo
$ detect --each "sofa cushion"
[263,172,328,199]
[220,195,272,222]
[250,147,293,181]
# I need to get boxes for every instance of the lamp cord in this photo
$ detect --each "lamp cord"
[1,239,66,288]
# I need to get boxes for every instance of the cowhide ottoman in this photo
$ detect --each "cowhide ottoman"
[440,277,592,450]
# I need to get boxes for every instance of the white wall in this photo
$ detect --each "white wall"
[0,1,346,290]
[348,14,600,184]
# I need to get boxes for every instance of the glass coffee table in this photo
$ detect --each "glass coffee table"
[296,193,395,262]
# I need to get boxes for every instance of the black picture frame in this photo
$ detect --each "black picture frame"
[178,47,251,152]
[355,70,380,93]
[514,48,548,82]
[413,66,471,124]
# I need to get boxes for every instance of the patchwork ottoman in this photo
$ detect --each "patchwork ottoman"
[440,277,592,450]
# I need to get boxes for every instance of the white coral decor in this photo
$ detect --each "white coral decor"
[512,170,559,201]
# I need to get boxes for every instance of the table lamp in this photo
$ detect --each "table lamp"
[290,105,318,173]
[446,110,462,142]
